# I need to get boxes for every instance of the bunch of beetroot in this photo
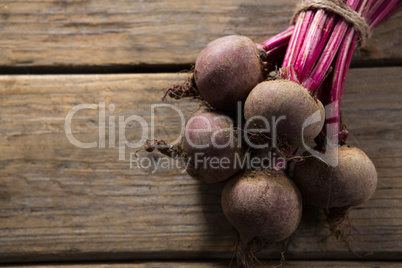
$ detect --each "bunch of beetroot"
[151,0,401,267]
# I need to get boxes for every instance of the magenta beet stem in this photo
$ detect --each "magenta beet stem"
[293,9,326,81]
[369,0,401,29]
[260,25,294,51]
[302,19,349,92]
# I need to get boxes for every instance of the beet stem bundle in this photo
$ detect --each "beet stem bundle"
[260,0,400,139]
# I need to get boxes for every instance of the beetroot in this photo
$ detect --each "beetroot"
[182,109,244,184]
[293,145,377,208]
[221,170,302,267]
[194,35,266,113]
[152,1,400,265]
[244,79,325,148]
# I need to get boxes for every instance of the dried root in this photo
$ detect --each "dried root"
[162,71,202,101]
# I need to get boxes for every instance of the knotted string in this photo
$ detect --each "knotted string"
[291,0,371,47]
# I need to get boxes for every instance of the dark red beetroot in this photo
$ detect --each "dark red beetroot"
[244,79,325,148]
[293,145,377,209]
[194,35,265,113]
[182,109,244,184]
[221,170,302,267]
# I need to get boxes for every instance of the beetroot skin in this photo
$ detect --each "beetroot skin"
[244,79,325,147]
[194,35,265,113]
[221,170,302,266]
[293,145,378,208]
[182,109,244,184]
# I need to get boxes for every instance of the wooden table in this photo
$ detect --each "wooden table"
[0,1,401,267]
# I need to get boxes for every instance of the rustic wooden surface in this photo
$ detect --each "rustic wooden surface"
[0,0,401,68]
[0,68,401,264]
[0,0,401,267]
[0,261,401,268]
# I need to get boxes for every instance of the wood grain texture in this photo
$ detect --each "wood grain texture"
[0,68,401,263]
[0,261,401,268]
[0,0,400,68]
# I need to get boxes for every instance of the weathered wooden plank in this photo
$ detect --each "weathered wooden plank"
[0,68,401,263]
[0,0,400,68]
[0,261,401,268]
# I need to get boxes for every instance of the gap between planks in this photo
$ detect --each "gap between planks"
[0,260,402,268]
